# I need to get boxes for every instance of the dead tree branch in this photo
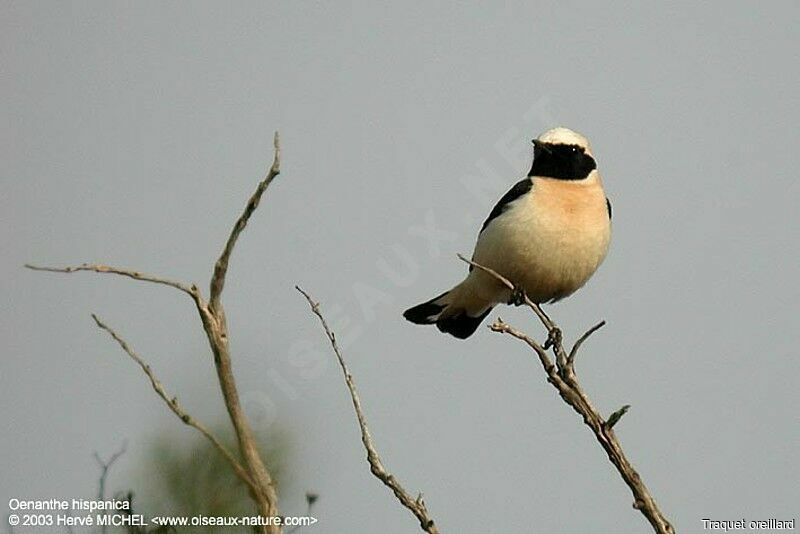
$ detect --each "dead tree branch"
[210,132,281,312]
[285,493,319,534]
[91,314,258,496]
[93,441,128,534]
[459,255,674,534]
[27,133,284,534]
[94,440,128,502]
[24,264,197,299]
[198,132,282,526]
[297,286,439,534]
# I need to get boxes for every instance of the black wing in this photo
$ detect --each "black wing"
[606,197,612,219]
[478,177,533,234]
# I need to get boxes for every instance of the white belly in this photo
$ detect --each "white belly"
[471,175,611,303]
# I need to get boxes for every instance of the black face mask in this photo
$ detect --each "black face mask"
[529,143,596,180]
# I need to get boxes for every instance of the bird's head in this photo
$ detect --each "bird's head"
[529,127,597,180]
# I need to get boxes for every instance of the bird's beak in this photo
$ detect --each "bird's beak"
[532,139,551,153]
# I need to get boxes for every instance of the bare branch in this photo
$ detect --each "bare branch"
[93,442,127,534]
[297,286,439,534]
[468,259,674,534]
[456,254,555,330]
[606,405,631,430]
[210,132,281,312]
[196,136,283,530]
[93,441,127,501]
[29,136,284,534]
[25,263,197,299]
[90,313,258,496]
[568,320,606,365]
[285,493,319,534]
[490,318,555,375]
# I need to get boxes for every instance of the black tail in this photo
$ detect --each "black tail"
[403,291,449,324]
[435,307,492,339]
[404,290,493,339]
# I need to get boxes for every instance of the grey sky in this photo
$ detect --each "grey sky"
[2,2,798,533]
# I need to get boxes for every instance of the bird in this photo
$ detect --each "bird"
[403,127,611,339]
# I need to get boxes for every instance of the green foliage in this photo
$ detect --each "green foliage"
[134,425,291,534]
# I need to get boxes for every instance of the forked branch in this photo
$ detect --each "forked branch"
[297,286,439,534]
[210,132,281,312]
[91,314,257,496]
[27,134,285,534]
[197,132,282,528]
[93,441,127,534]
[93,440,128,502]
[459,255,674,534]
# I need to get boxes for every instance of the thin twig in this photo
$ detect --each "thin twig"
[568,320,606,365]
[490,318,555,375]
[285,493,319,534]
[25,264,196,299]
[469,259,674,534]
[93,441,127,534]
[28,136,284,534]
[210,132,281,312]
[297,286,439,534]
[606,405,631,429]
[90,313,258,496]
[94,441,128,501]
[198,134,283,531]
[456,254,555,331]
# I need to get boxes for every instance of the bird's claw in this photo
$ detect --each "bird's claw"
[544,327,562,350]
[508,285,527,306]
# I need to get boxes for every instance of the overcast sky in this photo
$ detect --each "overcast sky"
[2,2,799,533]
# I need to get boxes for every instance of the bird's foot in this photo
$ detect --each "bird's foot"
[544,327,562,350]
[508,285,527,306]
